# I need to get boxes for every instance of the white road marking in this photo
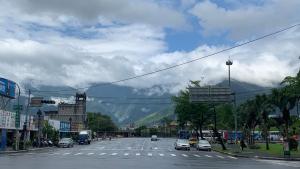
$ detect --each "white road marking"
[98,146,105,150]
[182,154,188,157]
[63,153,70,155]
[53,153,60,155]
[205,155,212,158]
[124,153,129,156]
[111,153,118,156]
[170,154,176,157]
[194,154,201,157]
[256,160,300,168]
[154,147,158,150]
[136,153,141,156]
[74,153,82,155]
[87,153,94,156]
[159,153,164,156]
[216,155,224,159]
[227,156,238,159]
[148,153,152,156]
[99,153,106,156]
[127,147,132,150]
[141,139,146,150]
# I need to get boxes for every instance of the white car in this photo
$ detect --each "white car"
[174,139,190,150]
[196,139,212,151]
[151,135,158,141]
[58,138,74,148]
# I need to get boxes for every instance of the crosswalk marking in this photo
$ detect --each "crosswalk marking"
[227,156,237,159]
[124,153,129,156]
[194,154,200,157]
[74,153,82,156]
[170,154,176,157]
[111,153,118,156]
[182,154,188,157]
[159,153,164,156]
[205,155,212,158]
[136,153,141,156]
[87,153,94,156]
[216,155,224,159]
[63,153,70,155]
[99,153,106,156]
[147,153,152,156]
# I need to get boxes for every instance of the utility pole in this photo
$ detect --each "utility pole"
[23,89,31,149]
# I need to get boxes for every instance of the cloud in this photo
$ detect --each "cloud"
[0,0,299,95]
[2,0,187,29]
[190,0,300,39]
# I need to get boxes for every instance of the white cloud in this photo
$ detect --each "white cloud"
[0,0,299,95]
[190,0,300,39]
[1,0,187,29]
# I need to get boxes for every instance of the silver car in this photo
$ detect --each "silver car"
[174,139,190,150]
[58,138,74,148]
[196,139,212,151]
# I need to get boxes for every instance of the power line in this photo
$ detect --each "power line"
[30,23,300,93]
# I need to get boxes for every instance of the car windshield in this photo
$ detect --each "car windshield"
[178,139,188,144]
[1,1,299,169]
[199,140,209,144]
[61,138,71,142]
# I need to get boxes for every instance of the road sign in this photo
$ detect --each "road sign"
[30,97,43,107]
[14,105,22,128]
[189,86,232,103]
[0,78,16,99]
[13,105,23,111]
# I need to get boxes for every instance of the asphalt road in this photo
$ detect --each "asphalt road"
[0,138,299,169]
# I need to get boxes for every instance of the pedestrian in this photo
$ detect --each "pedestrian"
[240,139,246,151]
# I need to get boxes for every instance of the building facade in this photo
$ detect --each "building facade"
[45,93,87,132]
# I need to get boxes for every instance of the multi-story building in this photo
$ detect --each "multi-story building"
[45,93,87,132]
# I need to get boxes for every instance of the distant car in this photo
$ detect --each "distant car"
[151,135,158,141]
[196,139,212,151]
[189,137,198,147]
[58,138,74,148]
[175,139,190,150]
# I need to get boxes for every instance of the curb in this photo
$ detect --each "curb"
[213,148,300,161]
[0,147,54,154]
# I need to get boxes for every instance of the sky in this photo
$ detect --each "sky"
[0,0,300,94]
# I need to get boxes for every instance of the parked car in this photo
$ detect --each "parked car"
[151,135,158,141]
[174,139,190,150]
[196,139,212,151]
[58,138,74,148]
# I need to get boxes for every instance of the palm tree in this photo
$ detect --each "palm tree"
[270,88,297,139]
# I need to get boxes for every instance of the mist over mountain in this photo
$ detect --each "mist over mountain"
[5,80,273,127]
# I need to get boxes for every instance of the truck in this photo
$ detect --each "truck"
[78,130,92,145]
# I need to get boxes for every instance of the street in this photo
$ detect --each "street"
[0,138,299,169]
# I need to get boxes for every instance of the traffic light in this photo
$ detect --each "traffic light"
[41,100,55,104]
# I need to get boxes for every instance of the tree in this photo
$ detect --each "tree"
[87,112,117,133]
[270,88,296,138]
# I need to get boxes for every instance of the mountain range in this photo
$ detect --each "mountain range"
[5,80,273,127]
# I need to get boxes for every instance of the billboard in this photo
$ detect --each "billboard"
[0,78,16,99]
[0,110,16,129]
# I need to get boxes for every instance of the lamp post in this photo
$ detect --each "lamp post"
[15,83,21,151]
[226,59,237,143]
[37,109,42,147]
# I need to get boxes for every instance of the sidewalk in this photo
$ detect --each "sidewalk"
[0,147,54,154]
[212,143,300,161]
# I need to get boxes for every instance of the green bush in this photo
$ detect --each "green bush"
[289,138,298,151]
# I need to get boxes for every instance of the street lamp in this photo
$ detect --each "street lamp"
[226,59,237,144]
[226,59,233,87]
